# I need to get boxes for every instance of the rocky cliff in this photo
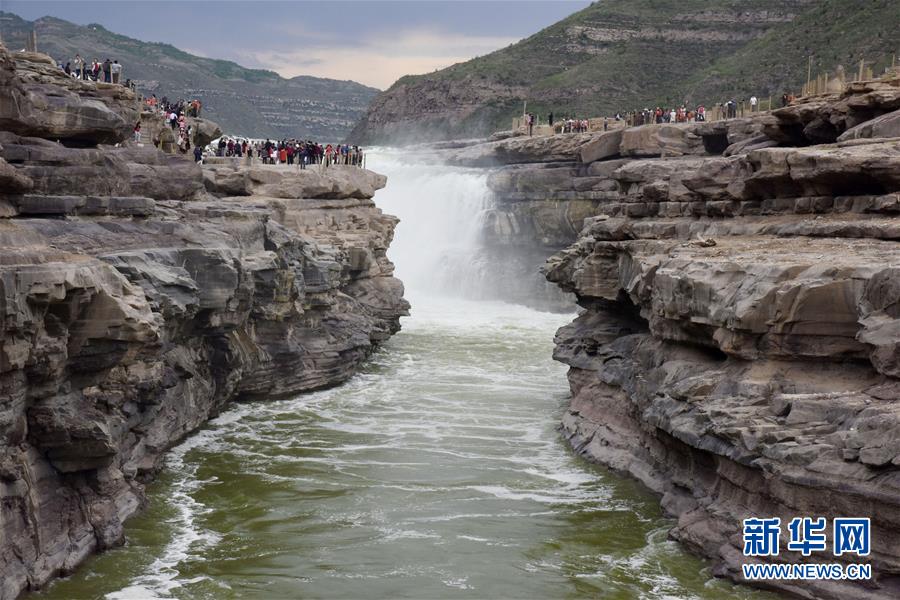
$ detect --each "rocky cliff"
[0,46,407,599]
[1,12,379,141]
[441,73,900,598]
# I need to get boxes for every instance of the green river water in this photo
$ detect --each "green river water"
[38,156,777,600]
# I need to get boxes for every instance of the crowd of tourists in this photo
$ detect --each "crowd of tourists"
[129,100,197,154]
[537,89,797,136]
[135,96,204,154]
[622,105,709,126]
[210,138,365,168]
[60,54,127,85]
[144,96,203,118]
[553,115,591,133]
[52,56,369,169]
[524,112,593,135]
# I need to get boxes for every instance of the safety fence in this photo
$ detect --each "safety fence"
[510,52,900,136]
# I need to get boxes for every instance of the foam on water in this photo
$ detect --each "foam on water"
[41,151,774,600]
[105,429,224,600]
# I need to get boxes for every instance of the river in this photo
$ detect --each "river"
[39,153,773,599]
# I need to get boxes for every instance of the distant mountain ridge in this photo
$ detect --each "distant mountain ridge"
[0,12,379,141]
[348,0,900,144]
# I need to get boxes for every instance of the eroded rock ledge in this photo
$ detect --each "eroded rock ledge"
[444,76,900,598]
[0,47,408,599]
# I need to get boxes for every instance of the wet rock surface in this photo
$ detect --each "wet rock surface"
[444,75,900,598]
[0,46,407,599]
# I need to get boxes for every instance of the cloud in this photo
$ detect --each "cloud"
[241,28,518,89]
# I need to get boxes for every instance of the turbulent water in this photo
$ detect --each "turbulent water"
[40,152,774,599]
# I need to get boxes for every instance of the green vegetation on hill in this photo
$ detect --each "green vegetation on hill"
[1,12,378,140]
[349,0,899,144]
[684,0,900,102]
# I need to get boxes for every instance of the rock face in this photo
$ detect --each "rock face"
[2,13,378,141]
[0,46,407,599]
[0,50,139,144]
[546,101,900,597]
[441,75,900,598]
[203,160,387,200]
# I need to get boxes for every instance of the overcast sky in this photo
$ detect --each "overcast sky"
[2,0,591,88]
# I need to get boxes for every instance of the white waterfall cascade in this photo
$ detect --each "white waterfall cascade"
[367,148,494,298]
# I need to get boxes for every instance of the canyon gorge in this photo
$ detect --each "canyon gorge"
[2,32,900,600]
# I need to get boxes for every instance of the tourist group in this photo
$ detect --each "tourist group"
[213,138,366,168]
[61,54,125,84]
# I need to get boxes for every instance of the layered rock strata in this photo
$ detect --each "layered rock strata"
[0,47,407,599]
[448,79,900,598]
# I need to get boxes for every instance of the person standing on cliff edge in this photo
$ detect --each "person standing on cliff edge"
[111,60,122,84]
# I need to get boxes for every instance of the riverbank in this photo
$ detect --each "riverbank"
[430,79,900,598]
[0,46,407,599]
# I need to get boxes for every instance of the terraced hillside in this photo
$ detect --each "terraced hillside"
[349,0,900,144]
[684,0,900,103]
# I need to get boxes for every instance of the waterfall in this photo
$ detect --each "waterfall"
[367,148,494,298]
[369,148,574,311]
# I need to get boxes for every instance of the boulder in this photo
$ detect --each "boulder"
[443,132,595,166]
[190,118,222,148]
[204,167,252,196]
[204,163,387,200]
[838,109,900,141]
[579,129,624,163]
[619,124,706,158]
[0,46,138,144]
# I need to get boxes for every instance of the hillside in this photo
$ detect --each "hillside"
[683,0,900,102]
[0,12,379,140]
[348,0,899,144]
